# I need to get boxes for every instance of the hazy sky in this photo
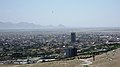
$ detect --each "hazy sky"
[0,0,120,27]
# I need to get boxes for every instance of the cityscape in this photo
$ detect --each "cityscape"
[0,29,120,67]
[0,0,120,67]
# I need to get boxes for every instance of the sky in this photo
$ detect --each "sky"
[0,0,120,27]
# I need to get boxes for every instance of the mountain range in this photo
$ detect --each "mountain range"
[0,22,65,29]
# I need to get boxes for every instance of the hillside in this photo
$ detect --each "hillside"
[90,48,120,67]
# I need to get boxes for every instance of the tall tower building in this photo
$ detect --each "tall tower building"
[71,32,76,43]
[64,47,77,58]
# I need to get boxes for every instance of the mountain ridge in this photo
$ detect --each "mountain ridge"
[0,22,65,29]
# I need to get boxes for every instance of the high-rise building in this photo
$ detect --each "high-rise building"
[64,47,77,58]
[71,32,76,43]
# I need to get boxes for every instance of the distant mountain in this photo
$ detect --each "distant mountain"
[0,22,40,29]
[57,24,65,27]
[0,22,65,29]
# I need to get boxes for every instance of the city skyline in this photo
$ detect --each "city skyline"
[0,0,120,27]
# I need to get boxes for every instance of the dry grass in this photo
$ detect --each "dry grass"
[90,48,120,67]
[1,48,120,67]
[0,64,21,67]
[0,59,83,67]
